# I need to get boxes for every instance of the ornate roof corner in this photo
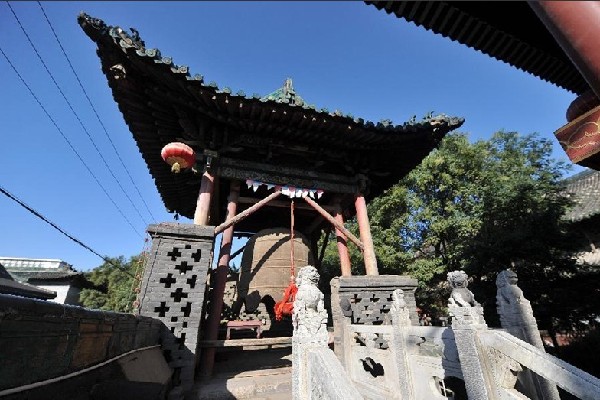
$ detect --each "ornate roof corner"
[77,12,110,42]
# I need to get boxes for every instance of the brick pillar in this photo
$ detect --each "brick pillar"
[137,223,215,393]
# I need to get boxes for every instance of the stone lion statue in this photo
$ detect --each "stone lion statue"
[447,270,479,307]
[496,269,523,306]
[292,266,328,340]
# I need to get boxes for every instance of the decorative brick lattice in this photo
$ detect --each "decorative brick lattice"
[337,276,419,327]
[137,223,214,390]
[347,291,394,325]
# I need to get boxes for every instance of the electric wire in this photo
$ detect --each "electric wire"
[37,1,157,222]
[0,183,121,268]
[6,2,150,226]
[0,45,143,238]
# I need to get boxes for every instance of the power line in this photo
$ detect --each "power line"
[0,45,143,238]
[0,183,122,269]
[6,2,150,226]
[37,1,157,222]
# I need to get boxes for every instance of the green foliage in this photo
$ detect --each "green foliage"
[322,131,596,328]
[79,255,143,313]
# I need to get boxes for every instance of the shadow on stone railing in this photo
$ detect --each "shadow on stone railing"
[0,293,164,397]
[479,330,600,400]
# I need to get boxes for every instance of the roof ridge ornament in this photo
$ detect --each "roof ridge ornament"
[262,77,309,107]
[284,77,294,95]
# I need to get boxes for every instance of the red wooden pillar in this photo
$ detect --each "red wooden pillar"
[201,180,240,377]
[194,171,215,225]
[530,1,600,98]
[354,194,378,275]
[334,204,352,277]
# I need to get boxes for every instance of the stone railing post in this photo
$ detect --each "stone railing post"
[447,271,498,400]
[496,269,561,400]
[390,289,415,400]
[292,266,329,400]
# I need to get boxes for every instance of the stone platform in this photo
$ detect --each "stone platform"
[191,347,292,400]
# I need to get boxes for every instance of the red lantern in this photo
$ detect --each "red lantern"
[161,142,196,173]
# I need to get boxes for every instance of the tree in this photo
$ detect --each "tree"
[322,131,597,329]
[79,255,144,313]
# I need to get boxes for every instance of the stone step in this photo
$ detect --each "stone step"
[191,367,292,400]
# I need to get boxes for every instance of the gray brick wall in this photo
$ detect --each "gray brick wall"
[137,223,215,390]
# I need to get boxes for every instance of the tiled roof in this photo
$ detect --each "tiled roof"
[0,263,11,280]
[78,13,464,221]
[2,257,82,283]
[0,264,57,300]
[0,257,73,270]
[562,169,600,222]
[365,1,588,95]
[22,271,82,281]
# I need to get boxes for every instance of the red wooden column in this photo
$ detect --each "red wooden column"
[194,171,215,225]
[334,203,352,277]
[201,180,240,377]
[530,1,600,98]
[354,194,378,275]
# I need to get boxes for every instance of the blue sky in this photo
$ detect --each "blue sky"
[0,2,581,271]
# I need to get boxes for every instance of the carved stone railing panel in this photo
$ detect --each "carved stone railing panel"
[346,324,395,397]
[406,326,462,378]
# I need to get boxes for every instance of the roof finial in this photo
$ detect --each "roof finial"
[284,77,294,95]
